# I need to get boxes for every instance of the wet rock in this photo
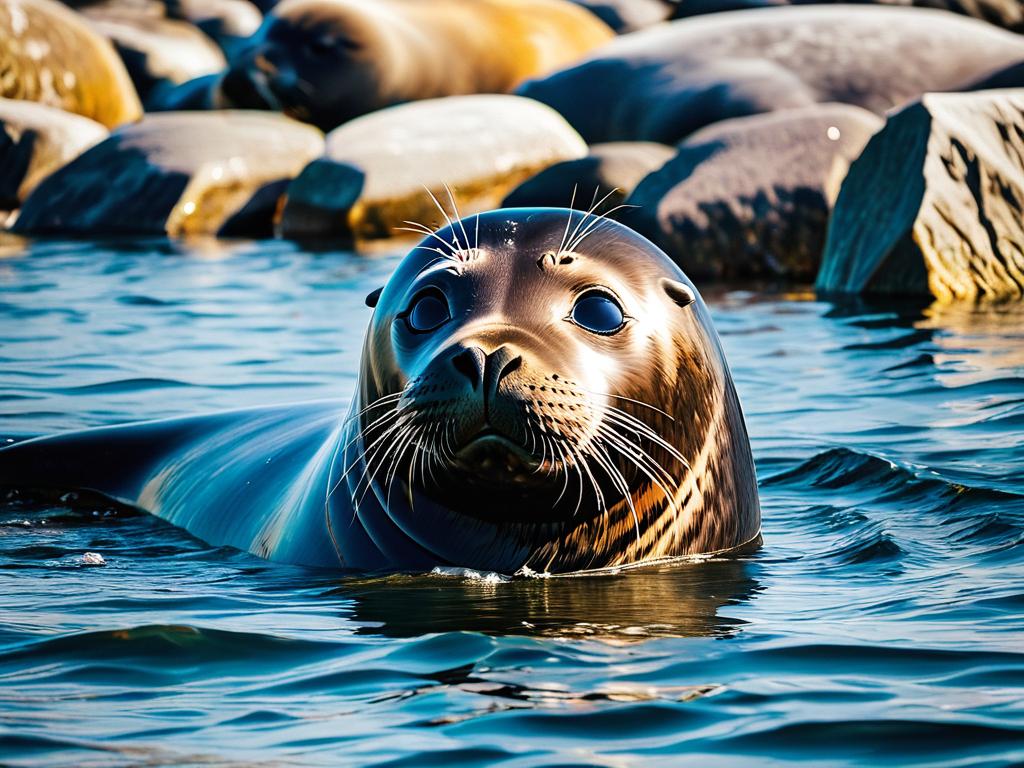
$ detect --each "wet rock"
[518,6,1024,143]
[817,90,1024,301]
[279,95,587,240]
[0,98,108,211]
[14,111,323,237]
[502,142,674,213]
[623,104,882,280]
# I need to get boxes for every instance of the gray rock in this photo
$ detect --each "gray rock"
[624,104,882,280]
[518,6,1024,143]
[817,89,1024,301]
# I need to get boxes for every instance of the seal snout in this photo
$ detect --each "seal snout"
[450,344,522,402]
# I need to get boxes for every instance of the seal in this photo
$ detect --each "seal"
[0,0,142,128]
[517,5,1024,144]
[0,208,761,574]
[218,0,614,130]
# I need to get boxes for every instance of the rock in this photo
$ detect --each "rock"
[517,6,1024,143]
[145,72,224,111]
[0,98,107,210]
[165,0,261,56]
[0,0,142,127]
[79,3,226,101]
[817,89,1024,301]
[569,0,673,32]
[670,0,1024,33]
[623,104,882,280]
[279,159,363,240]
[279,95,587,240]
[502,142,674,213]
[14,111,323,237]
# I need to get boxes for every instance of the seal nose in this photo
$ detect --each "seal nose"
[451,347,486,391]
[451,345,523,397]
[483,346,523,399]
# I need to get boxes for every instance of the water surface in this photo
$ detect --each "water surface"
[1,237,1022,766]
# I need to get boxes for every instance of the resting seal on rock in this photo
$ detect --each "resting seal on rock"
[517,5,1024,143]
[0,208,761,574]
[218,0,614,130]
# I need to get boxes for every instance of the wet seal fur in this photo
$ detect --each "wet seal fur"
[218,0,614,130]
[0,208,760,574]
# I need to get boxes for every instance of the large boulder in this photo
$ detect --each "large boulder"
[280,95,588,240]
[518,6,1024,144]
[624,104,882,280]
[0,99,107,212]
[817,90,1024,302]
[0,0,142,127]
[14,111,323,237]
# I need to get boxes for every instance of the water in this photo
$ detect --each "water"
[0,236,1022,766]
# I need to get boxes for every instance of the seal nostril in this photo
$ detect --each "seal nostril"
[497,354,522,384]
[452,347,485,390]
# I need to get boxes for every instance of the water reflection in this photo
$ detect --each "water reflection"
[335,557,761,642]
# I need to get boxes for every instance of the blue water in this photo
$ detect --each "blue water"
[0,236,1022,766]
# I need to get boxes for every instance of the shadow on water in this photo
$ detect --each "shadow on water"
[332,557,762,642]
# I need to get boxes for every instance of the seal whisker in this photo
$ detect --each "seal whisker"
[355,419,414,514]
[589,441,642,545]
[601,406,690,467]
[574,386,675,420]
[555,184,579,256]
[398,221,459,259]
[421,185,463,255]
[596,423,679,505]
[443,183,472,258]
[565,195,627,253]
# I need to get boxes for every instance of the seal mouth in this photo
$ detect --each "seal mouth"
[452,429,546,483]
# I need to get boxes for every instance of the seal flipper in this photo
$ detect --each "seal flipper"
[0,401,353,568]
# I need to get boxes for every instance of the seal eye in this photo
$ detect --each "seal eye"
[570,291,626,335]
[405,290,451,333]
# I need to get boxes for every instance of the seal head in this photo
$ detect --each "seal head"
[336,207,760,573]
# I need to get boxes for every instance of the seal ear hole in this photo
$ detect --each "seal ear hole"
[365,287,383,308]
[661,279,695,309]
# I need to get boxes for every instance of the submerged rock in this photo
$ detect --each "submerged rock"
[0,99,108,211]
[14,111,323,237]
[817,90,1024,302]
[0,0,142,128]
[517,6,1024,143]
[624,104,882,280]
[280,95,587,240]
[502,142,675,214]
